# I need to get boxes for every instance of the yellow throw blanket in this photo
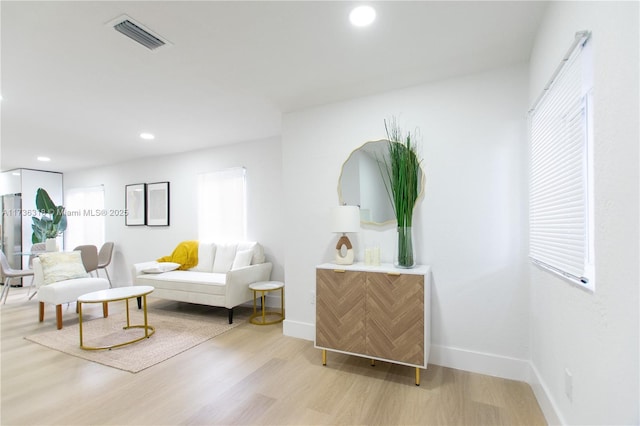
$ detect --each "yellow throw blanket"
[157,240,199,270]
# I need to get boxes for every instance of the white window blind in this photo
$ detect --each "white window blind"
[197,167,246,242]
[64,185,106,250]
[529,31,595,291]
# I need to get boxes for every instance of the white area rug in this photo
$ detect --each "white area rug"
[25,303,248,373]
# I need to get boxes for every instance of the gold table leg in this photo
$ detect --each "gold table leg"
[415,368,420,386]
[322,349,327,366]
[79,302,84,347]
[252,290,257,316]
[125,298,131,327]
[79,295,155,351]
[142,295,149,338]
[249,286,285,325]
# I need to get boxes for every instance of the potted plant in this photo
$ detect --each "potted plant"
[32,188,67,251]
[380,118,422,268]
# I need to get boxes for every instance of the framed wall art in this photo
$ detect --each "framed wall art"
[125,183,146,226]
[146,181,170,226]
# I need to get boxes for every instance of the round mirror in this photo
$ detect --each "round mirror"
[338,139,425,226]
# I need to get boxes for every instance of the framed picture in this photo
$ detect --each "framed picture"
[146,181,170,226]
[125,183,146,226]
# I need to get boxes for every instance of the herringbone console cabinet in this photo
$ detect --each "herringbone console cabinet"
[315,263,431,385]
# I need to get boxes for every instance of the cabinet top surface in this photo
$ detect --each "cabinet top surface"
[317,263,431,275]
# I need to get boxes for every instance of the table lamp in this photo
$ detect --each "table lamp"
[331,205,360,265]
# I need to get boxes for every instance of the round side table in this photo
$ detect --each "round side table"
[249,281,284,325]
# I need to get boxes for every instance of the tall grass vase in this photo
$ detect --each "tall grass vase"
[395,225,415,268]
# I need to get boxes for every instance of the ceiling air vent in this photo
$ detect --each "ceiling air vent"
[113,18,166,50]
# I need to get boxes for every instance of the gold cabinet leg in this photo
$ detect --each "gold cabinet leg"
[370,359,376,366]
[415,368,420,386]
[322,349,327,366]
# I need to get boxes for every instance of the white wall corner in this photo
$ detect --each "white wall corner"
[283,319,315,341]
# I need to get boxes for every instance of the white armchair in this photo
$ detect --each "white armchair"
[33,252,109,329]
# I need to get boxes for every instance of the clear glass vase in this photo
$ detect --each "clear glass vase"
[395,225,415,268]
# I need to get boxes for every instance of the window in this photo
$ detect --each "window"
[529,31,595,291]
[197,167,246,242]
[65,185,105,250]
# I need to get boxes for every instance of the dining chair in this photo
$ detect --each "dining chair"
[28,243,47,267]
[73,245,99,276]
[96,242,114,287]
[0,250,34,304]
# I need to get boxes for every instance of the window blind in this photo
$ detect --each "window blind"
[529,31,595,290]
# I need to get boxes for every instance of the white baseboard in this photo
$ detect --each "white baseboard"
[529,363,564,425]
[281,323,561,424]
[429,344,531,381]
[282,319,315,341]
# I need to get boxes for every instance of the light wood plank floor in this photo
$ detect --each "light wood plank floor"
[1,286,546,425]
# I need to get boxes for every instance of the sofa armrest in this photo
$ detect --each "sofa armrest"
[225,262,273,308]
[131,261,162,283]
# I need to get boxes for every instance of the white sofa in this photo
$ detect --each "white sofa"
[132,242,272,323]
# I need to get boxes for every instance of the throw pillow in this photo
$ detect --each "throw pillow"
[39,251,89,285]
[142,262,181,274]
[236,242,265,264]
[212,243,238,272]
[231,249,253,270]
[190,243,216,272]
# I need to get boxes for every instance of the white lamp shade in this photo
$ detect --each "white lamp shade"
[331,206,360,233]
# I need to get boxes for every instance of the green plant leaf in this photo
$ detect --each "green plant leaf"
[381,117,422,228]
[32,188,67,239]
[35,188,56,214]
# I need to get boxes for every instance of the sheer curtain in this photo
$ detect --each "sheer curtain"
[197,168,246,242]
[64,186,105,250]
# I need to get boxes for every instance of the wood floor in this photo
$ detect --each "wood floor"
[1,286,547,425]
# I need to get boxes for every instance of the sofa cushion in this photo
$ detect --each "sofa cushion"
[37,276,110,305]
[190,243,216,272]
[38,251,89,285]
[237,242,264,265]
[142,262,180,274]
[136,271,227,296]
[212,243,238,272]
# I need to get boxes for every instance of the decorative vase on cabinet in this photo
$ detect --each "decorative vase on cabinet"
[315,262,431,385]
[395,225,415,268]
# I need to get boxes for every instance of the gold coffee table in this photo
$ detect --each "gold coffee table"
[249,281,285,325]
[77,285,155,350]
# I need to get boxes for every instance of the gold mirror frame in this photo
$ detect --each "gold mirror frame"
[337,139,426,227]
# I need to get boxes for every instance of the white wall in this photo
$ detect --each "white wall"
[282,64,532,379]
[528,2,639,425]
[64,136,284,287]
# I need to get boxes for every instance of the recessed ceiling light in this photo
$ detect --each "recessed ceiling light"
[37,156,51,162]
[349,5,376,27]
[140,132,155,140]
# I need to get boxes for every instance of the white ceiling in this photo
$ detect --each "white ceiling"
[1,1,548,173]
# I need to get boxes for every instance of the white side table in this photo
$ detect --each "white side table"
[249,281,284,325]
